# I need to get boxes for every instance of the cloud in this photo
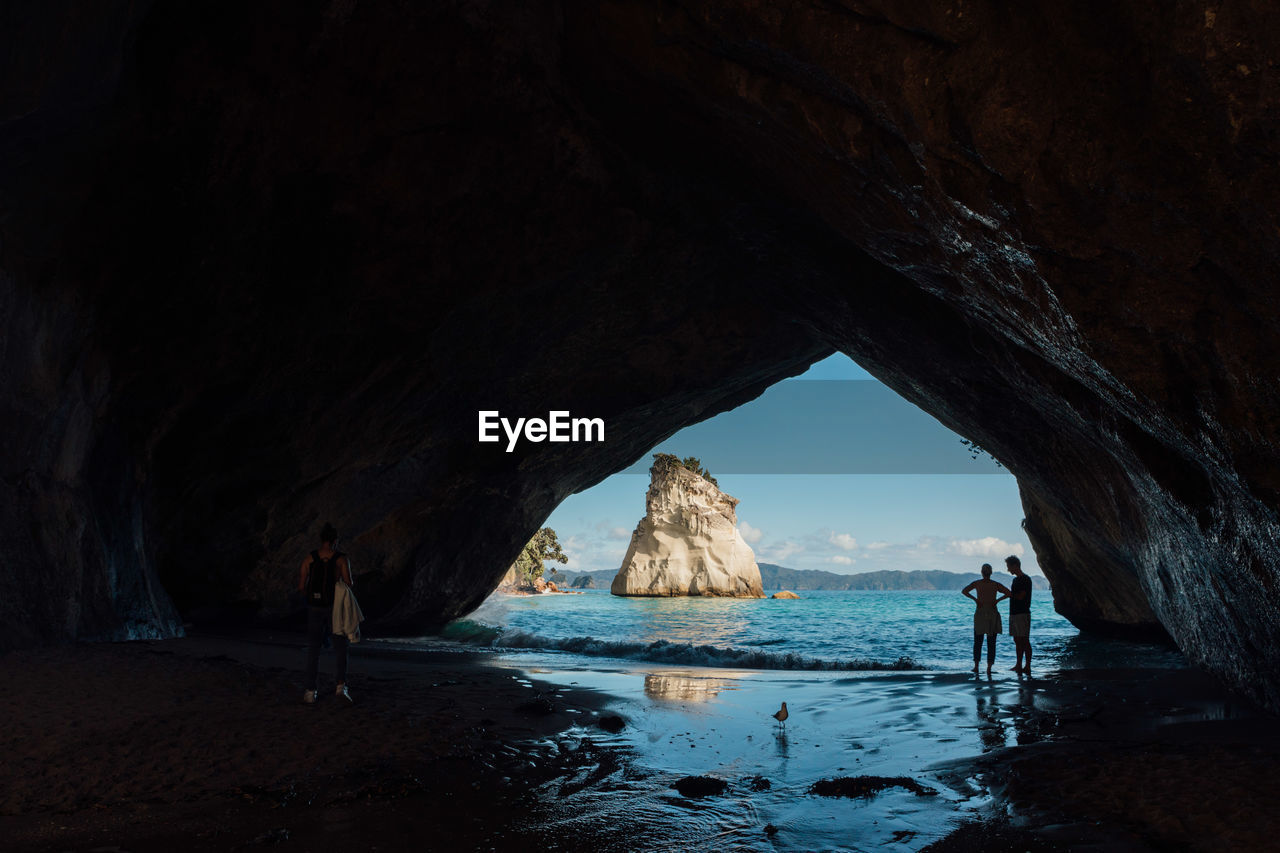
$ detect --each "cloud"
[829,555,855,566]
[828,532,858,551]
[948,537,1025,559]
[865,541,890,550]
[761,540,804,563]
[739,521,764,544]
[608,526,631,540]
[559,534,628,572]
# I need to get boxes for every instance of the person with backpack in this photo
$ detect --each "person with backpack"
[298,522,355,703]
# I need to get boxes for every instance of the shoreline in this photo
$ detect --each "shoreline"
[5,633,1280,851]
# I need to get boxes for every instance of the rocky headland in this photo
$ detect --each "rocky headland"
[611,456,763,598]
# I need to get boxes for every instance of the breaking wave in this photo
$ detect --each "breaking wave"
[439,620,919,671]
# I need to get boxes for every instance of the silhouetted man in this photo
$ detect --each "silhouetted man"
[1006,555,1032,673]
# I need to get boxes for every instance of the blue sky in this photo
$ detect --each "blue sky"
[545,354,1037,577]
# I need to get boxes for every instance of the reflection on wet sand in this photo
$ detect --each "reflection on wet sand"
[496,654,1271,852]
[773,730,790,759]
[644,671,740,702]
[975,694,1008,751]
[973,677,1051,751]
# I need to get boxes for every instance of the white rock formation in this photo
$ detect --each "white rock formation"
[611,456,764,598]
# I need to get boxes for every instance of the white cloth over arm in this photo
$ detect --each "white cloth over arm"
[332,580,365,642]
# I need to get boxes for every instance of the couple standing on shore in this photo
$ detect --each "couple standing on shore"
[962,555,1032,674]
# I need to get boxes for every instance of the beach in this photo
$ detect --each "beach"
[1,632,615,852]
[5,629,1280,852]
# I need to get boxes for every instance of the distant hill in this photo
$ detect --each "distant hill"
[556,565,1048,592]
[758,563,1050,591]
[558,569,619,587]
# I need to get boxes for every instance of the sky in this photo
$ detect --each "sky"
[545,354,1038,577]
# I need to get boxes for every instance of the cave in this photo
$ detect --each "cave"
[3,2,1280,713]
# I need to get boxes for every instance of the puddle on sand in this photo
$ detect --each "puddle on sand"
[496,661,1016,851]
[471,658,1261,851]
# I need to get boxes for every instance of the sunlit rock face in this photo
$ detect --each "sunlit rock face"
[611,458,763,598]
[4,3,1280,708]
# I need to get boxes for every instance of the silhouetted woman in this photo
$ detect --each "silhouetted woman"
[298,523,354,703]
[961,563,1010,674]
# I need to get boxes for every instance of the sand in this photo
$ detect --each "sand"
[1,631,617,852]
[5,634,1280,852]
[944,668,1280,852]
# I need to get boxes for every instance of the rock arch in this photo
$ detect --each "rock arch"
[3,2,1279,708]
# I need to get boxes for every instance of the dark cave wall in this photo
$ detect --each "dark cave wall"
[4,2,1280,706]
[563,1,1280,696]
[1,0,835,643]
[0,279,181,646]
[0,0,182,647]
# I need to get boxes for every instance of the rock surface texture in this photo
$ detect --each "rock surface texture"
[3,3,1280,708]
[611,458,763,598]
[495,567,526,594]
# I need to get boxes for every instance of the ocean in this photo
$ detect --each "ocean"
[438,587,1185,672]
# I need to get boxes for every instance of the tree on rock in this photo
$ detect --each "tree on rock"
[513,528,568,582]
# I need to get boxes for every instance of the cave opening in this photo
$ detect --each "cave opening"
[544,353,1029,583]
[473,352,1185,673]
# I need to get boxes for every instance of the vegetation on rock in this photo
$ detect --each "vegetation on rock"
[512,528,568,582]
[959,438,1003,468]
[652,452,717,486]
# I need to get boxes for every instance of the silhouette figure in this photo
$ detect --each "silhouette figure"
[1006,555,1033,673]
[962,563,1010,674]
[299,522,355,704]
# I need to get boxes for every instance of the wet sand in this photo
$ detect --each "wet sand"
[5,634,1280,851]
[513,657,1280,851]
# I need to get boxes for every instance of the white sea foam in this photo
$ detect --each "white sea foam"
[444,622,919,670]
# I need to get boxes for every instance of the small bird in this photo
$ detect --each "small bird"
[772,701,789,729]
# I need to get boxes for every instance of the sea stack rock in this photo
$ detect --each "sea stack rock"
[611,456,764,598]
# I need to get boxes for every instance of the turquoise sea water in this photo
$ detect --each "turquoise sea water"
[442,588,1184,672]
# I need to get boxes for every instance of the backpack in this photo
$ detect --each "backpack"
[307,550,343,607]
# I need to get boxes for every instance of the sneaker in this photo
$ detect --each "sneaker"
[302,689,318,704]
[336,684,353,703]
